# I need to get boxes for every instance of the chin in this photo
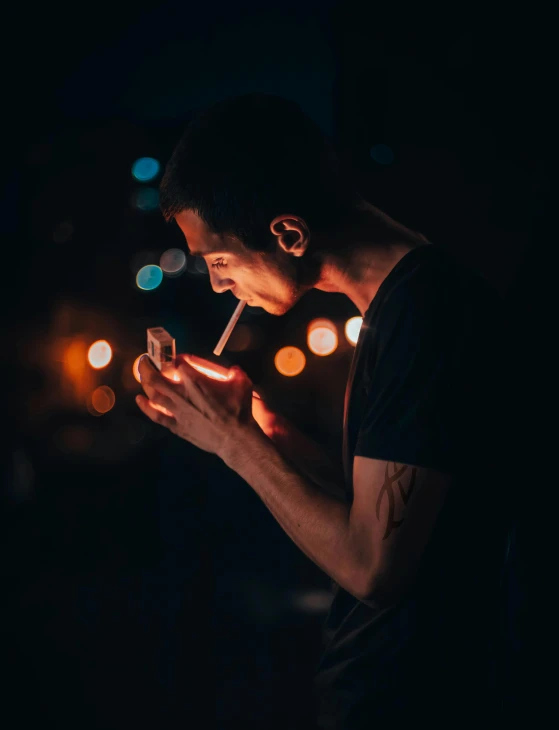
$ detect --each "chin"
[263,300,295,316]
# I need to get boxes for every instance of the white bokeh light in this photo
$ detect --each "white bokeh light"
[344,316,363,346]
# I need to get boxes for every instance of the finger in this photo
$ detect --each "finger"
[138,356,177,390]
[141,379,176,408]
[136,394,176,429]
[140,363,181,401]
[176,361,208,410]
[147,390,176,417]
[138,355,157,380]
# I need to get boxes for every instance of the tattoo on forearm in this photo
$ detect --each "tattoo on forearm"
[375,462,417,540]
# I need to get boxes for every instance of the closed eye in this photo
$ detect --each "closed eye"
[211,259,226,269]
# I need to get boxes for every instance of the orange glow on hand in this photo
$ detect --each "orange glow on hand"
[344,316,363,346]
[162,367,182,382]
[307,319,338,356]
[274,346,306,377]
[151,402,174,417]
[188,363,231,381]
[184,355,233,381]
[88,340,112,369]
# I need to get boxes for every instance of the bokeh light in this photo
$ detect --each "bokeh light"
[345,316,363,345]
[160,248,187,276]
[370,144,394,165]
[131,157,160,182]
[307,319,338,356]
[225,323,254,352]
[53,425,94,454]
[88,340,112,369]
[289,589,333,614]
[133,354,147,383]
[53,220,74,243]
[194,257,208,275]
[274,346,306,377]
[90,386,116,415]
[132,187,160,211]
[136,265,163,290]
[127,419,147,445]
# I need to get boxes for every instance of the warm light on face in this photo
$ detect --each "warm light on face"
[307,319,338,356]
[90,385,116,414]
[88,340,112,369]
[344,316,363,346]
[274,346,306,377]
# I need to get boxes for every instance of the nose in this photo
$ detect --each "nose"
[208,269,234,294]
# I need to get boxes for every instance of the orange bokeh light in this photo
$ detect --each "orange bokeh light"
[344,316,363,346]
[88,340,112,369]
[307,319,338,356]
[133,354,146,383]
[274,346,306,377]
[90,385,115,415]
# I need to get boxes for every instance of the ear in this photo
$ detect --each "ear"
[269,214,310,257]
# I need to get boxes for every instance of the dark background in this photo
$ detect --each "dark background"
[2,2,547,727]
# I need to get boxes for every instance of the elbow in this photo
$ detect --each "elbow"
[353,567,406,610]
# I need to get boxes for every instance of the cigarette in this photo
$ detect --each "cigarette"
[213,299,246,356]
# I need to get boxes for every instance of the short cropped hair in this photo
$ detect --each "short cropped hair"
[159,93,361,251]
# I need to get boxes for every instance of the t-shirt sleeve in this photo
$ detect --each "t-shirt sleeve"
[354,273,462,474]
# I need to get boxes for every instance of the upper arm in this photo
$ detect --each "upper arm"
[350,456,452,603]
[345,265,498,603]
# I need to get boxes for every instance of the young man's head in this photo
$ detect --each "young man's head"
[160,93,361,315]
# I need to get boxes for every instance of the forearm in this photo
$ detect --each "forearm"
[222,423,365,598]
[269,416,346,501]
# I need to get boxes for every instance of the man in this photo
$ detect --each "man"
[137,94,509,726]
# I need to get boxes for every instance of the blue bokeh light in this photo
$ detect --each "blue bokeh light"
[136,265,163,291]
[132,187,160,211]
[131,157,160,182]
[370,144,395,165]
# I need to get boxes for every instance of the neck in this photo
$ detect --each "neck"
[313,204,428,315]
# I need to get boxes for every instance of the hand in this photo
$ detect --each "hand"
[136,354,257,459]
[251,391,278,439]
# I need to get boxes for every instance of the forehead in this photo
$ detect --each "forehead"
[174,209,241,257]
[174,209,218,255]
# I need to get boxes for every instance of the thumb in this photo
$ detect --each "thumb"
[229,365,245,377]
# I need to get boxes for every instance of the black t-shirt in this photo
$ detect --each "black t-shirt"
[314,243,509,727]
